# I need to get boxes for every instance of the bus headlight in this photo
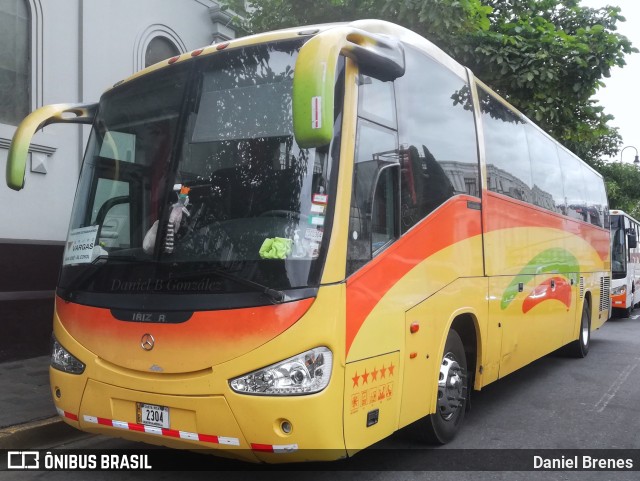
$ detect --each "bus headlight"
[51,336,85,374]
[612,285,626,296]
[230,347,332,396]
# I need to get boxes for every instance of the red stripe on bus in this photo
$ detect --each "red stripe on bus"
[97,417,112,426]
[345,196,482,355]
[251,443,274,452]
[198,434,220,444]
[161,428,181,438]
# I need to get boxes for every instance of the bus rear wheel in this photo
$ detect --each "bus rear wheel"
[423,329,468,444]
[567,301,590,358]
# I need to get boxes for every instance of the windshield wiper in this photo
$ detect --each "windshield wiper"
[170,268,286,304]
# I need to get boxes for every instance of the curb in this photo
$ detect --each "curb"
[0,417,89,449]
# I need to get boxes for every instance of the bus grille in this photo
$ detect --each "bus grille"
[600,276,611,312]
[579,277,585,299]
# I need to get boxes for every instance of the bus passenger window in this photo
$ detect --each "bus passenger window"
[479,88,533,204]
[557,148,588,223]
[395,45,479,233]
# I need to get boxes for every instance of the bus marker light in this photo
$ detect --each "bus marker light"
[216,42,230,51]
[191,49,204,57]
[410,322,420,333]
[409,352,417,359]
[168,56,180,64]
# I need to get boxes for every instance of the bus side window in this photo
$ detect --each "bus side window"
[395,46,479,233]
[479,88,533,204]
[557,148,588,223]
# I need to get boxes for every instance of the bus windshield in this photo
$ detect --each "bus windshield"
[611,214,627,278]
[58,40,340,309]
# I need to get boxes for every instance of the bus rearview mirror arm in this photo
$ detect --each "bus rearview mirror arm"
[6,103,98,191]
[292,27,405,149]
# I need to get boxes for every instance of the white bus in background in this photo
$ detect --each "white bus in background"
[610,210,640,317]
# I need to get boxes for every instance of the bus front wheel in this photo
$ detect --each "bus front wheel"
[423,329,468,444]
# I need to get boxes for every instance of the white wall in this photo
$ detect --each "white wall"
[0,0,226,243]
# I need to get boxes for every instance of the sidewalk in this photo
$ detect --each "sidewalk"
[0,355,80,448]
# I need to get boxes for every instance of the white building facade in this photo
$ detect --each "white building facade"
[0,0,237,360]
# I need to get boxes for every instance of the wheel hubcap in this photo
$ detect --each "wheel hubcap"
[437,353,466,421]
[582,316,589,347]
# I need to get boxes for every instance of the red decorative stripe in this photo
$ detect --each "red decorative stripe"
[251,443,274,452]
[97,417,112,426]
[80,414,239,446]
[161,428,181,438]
[345,196,482,356]
[198,434,219,444]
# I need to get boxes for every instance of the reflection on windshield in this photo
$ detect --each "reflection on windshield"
[611,215,627,275]
[59,40,342,306]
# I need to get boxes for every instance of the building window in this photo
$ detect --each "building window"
[145,36,180,68]
[0,0,30,125]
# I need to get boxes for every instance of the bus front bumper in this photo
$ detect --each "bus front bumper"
[50,368,347,463]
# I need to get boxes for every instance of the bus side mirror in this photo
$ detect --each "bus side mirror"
[628,233,637,249]
[292,27,404,148]
[6,103,97,191]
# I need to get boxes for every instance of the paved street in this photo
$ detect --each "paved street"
[4,312,640,479]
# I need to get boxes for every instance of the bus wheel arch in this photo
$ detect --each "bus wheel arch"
[422,313,478,444]
[450,314,479,395]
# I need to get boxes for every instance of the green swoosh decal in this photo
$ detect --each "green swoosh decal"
[501,248,579,310]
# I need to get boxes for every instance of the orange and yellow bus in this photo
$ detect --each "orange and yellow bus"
[6,20,610,462]
[610,209,639,316]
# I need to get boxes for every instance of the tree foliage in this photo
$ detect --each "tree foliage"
[597,162,640,218]
[222,0,637,209]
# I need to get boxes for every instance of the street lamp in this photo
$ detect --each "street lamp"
[620,145,640,167]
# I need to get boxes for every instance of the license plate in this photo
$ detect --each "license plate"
[137,403,170,429]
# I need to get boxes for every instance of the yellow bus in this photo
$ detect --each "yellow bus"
[6,20,610,462]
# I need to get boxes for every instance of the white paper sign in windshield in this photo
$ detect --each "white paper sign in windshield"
[63,226,99,265]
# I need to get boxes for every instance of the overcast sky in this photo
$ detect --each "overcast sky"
[581,0,640,162]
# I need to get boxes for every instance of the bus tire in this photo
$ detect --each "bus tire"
[423,329,468,444]
[567,301,590,358]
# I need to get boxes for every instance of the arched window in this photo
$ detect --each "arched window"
[145,36,180,68]
[0,0,30,125]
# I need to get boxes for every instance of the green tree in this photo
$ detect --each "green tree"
[597,162,640,218]
[222,0,637,208]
